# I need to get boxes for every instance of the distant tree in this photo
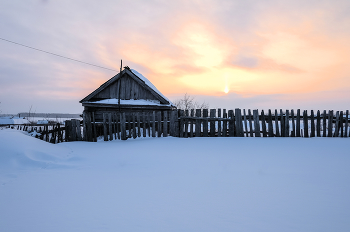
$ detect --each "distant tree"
[173,93,209,111]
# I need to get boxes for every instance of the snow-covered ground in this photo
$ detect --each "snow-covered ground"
[0,128,349,232]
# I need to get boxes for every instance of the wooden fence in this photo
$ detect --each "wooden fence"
[80,109,350,142]
[4,108,349,143]
[1,119,82,144]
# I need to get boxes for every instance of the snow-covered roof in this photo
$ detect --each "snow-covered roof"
[130,69,174,106]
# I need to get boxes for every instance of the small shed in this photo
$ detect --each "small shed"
[80,67,176,121]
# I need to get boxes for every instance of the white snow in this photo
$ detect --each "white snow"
[0,116,30,125]
[89,99,171,106]
[1,128,350,232]
[37,120,49,124]
[131,69,175,106]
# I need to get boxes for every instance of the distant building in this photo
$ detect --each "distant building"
[80,67,176,121]
[0,116,30,125]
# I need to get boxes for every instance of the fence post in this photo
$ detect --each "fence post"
[253,109,260,137]
[248,109,253,137]
[261,110,267,137]
[345,110,349,138]
[133,113,137,139]
[316,110,321,137]
[228,110,234,137]
[195,109,201,137]
[310,110,315,137]
[190,109,194,137]
[280,110,285,137]
[152,111,156,137]
[217,108,222,137]
[328,110,333,137]
[223,109,228,137]
[210,109,216,137]
[235,108,243,137]
[157,111,162,137]
[334,111,340,137]
[340,111,344,137]
[121,112,127,140]
[65,120,71,142]
[163,111,168,137]
[291,109,295,137]
[143,112,147,138]
[303,110,309,138]
[137,112,141,137]
[323,110,327,137]
[275,109,280,137]
[285,110,289,137]
[203,109,209,137]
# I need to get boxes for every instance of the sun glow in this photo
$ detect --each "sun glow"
[224,85,229,94]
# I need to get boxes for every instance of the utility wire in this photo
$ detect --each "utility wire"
[0,37,118,72]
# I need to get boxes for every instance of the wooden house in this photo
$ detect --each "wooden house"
[80,67,176,122]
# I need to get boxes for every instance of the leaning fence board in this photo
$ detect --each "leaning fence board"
[334,111,340,137]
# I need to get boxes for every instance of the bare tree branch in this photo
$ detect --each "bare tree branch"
[173,93,209,111]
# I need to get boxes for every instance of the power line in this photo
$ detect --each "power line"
[0,37,118,72]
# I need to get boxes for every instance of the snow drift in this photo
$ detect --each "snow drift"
[0,128,350,232]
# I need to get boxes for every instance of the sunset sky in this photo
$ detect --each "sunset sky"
[1,0,350,114]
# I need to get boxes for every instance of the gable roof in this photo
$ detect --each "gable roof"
[80,68,173,106]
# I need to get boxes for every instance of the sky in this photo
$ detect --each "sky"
[0,0,350,114]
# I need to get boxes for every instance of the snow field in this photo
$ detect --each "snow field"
[0,129,350,232]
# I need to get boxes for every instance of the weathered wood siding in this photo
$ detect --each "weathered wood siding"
[92,75,159,101]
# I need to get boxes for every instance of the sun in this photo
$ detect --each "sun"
[224,85,229,94]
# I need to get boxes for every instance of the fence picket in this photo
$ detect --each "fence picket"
[253,110,260,137]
